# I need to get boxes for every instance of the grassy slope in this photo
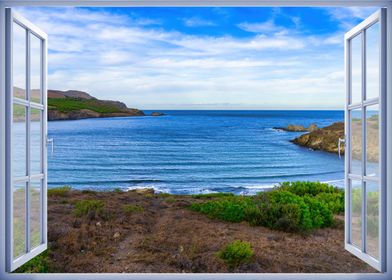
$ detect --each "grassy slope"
[48,98,127,114]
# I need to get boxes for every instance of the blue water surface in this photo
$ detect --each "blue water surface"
[48,110,345,194]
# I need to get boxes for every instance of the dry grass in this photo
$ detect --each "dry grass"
[37,189,377,273]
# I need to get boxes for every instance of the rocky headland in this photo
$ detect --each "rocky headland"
[290,119,379,162]
[47,90,145,121]
[290,122,344,154]
[274,123,319,132]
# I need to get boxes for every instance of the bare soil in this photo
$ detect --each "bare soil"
[46,189,376,273]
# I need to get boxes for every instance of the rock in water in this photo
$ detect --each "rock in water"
[273,123,319,132]
[291,122,344,154]
[151,112,165,116]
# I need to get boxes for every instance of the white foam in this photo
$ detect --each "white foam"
[125,185,170,194]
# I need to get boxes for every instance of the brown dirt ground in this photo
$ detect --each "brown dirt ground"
[46,189,376,273]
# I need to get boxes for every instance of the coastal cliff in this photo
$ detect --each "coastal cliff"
[13,87,145,121]
[47,90,145,121]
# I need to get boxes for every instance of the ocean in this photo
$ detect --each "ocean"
[45,110,345,195]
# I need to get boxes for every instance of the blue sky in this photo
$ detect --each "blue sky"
[16,7,378,109]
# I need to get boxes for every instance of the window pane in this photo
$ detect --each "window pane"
[366,22,380,100]
[366,104,379,177]
[351,179,362,248]
[13,23,26,99]
[30,34,42,104]
[351,34,362,104]
[31,108,42,175]
[30,180,42,249]
[366,181,379,259]
[13,182,26,259]
[13,104,27,177]
[350,109,362,175]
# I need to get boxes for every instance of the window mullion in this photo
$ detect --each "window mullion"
[25,29,31,254]
[361,29,367,254]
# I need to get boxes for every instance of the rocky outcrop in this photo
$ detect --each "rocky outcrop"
[48,109,101,121]
[274,123,319,132]
[291,119,379,162]
[291,122,344,154]
[47,89,145,121]
[151,112,165,116]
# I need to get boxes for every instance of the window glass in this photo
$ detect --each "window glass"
[30,34,42,104]
[13,23,26,99]
[366,180,379,259]
[366,22,380,100]
[13,182,26,259]
[351,179,362,248]
[350,109,362,175]
[351,34,362,104]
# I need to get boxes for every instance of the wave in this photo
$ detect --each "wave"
[48,179,164,186]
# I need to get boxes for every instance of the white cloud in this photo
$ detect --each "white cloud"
[237,20,284,33]
[183,17,216,27]
[326,7,379,29]
[14,7,350,109]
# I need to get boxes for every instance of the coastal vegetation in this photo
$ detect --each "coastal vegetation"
[190,181,342,233]
[217,240,254,270]
[47,89,144,121]
[15,182,377,273]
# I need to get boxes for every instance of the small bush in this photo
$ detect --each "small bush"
[250,191,313,232]
[81,189,97,194]
[165,197,177,203]
[74,200,105,218]
[123,204,144,214]
[113,187,123,193]
[218,240,254,269]
[48,186,71,197]
[190,196,252,223]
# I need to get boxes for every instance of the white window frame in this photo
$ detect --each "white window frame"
[5,9,48,272]
[0,1,391,280]
[344,9,386,272]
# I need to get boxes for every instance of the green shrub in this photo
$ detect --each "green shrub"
[303,195,333,228]
[74,200,105,217]
[218,240,254,269]
[276,181,340,196]
[191,193,234,199]
[190,196,252,223]
[315,192,344,214]
[277,181,344,214]
[123,204,144,214]
[190,181,344,233]
[251,191,313,232]
[48,186,71,197]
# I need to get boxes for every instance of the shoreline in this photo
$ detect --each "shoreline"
[47,179,346,196]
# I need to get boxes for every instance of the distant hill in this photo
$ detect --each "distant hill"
[13,87,145,121]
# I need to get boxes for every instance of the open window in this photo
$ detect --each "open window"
[0,3,390,277]
[5,9,48,272]
[344,8,386,272]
